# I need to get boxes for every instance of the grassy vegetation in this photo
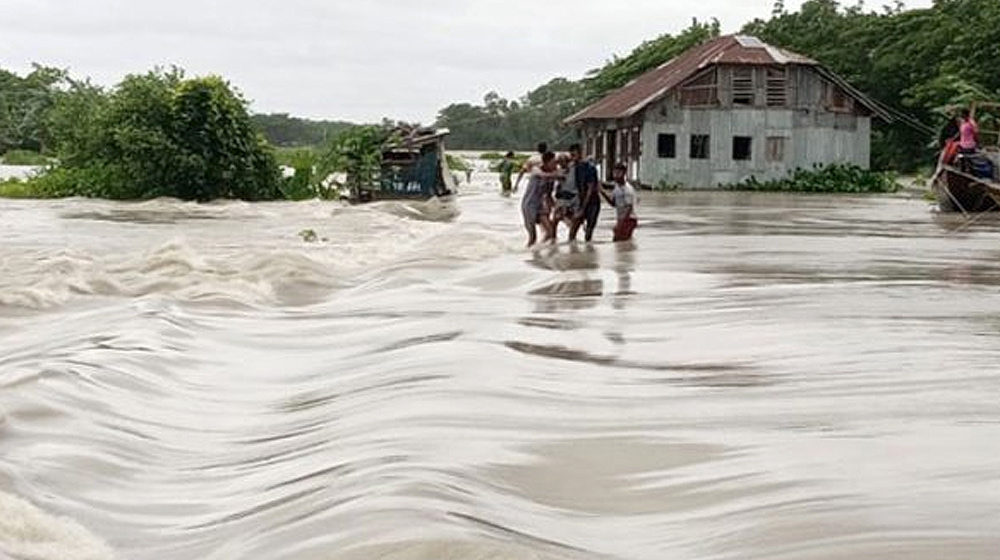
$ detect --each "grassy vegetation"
[721,164,900,194]
[0,178,50,198]
[445,154,471,172]
[274,146,318,168]
[1,150,53,166]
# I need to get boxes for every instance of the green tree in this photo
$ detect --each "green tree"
[319,125,394,192]
[583,18,721,100]
[35,68,283,200]
[250,113,355,147]
[0,64,66,154]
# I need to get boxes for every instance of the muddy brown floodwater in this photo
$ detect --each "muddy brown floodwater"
[1,176,999,559]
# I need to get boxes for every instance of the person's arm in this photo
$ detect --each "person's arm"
[580,170,598,208]
[513,160,534,192]
[600,189,614,205]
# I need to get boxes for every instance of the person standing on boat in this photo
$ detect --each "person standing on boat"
[600,162,638,242]
[959,108,979,154]
[498,151,516,196]
[521,151,561,247]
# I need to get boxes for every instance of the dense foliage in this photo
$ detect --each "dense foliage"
[724,164,900,193]
[0,149,51,165]
[742,0,1000,170]
[435,79,588,151]
[25,69,283,200]
[278,125,399,200]
[434,21,721,151]
[0,64,65,154]
[251,113,355,147]
[435,0,1000,172]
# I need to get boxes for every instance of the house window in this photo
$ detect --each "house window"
[766,137,786,162]
[690,134,710,160]
[657,134,676,158]
[766,67,787,107]
[630,127,641,157]
[732,67,755,106]
[733,136,753,161]
[585,136,595,159]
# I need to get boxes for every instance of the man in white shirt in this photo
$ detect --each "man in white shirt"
[601,162,638,242]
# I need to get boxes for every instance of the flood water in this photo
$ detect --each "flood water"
[1,175,999,560]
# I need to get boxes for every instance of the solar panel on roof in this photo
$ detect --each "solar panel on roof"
[735,35,766,48]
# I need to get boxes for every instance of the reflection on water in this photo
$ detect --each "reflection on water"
[1,183,1000,559]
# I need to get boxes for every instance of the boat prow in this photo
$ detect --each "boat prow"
[932,163,1000,214]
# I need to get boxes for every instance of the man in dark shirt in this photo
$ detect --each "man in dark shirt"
[567,143,601,242]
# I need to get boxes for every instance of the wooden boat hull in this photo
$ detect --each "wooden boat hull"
[933,166,1000,213]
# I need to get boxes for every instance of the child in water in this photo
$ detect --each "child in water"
[601,162,638,242]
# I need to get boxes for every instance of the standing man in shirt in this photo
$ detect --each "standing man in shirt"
[567,143,601,242]
[601,162,638,242]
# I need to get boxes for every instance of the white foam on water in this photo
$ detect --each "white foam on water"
[0,492,115,560]
[0,196,498,309]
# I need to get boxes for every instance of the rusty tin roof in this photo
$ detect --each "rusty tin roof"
[566,35,890,124]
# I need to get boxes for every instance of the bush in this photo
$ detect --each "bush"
[445,154,470,172]
[32,69,283,201]
[278,148,339,201]
[723,164,900,194]
[0,178,38,198]
[1,150,52,166]
[319,125,395,192]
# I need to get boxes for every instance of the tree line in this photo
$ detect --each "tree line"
[0,65,403,201]
[433,0,1000,171]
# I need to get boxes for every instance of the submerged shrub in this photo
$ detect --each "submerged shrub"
[724,164,900,194]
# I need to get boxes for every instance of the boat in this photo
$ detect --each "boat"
[932,162,1000,213]
[344,127,457,203]
[933,102,1000,213]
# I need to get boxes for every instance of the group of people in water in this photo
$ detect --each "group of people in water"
[497,143,638,247]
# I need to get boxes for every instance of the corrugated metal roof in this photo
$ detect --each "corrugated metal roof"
[566,35,889,124]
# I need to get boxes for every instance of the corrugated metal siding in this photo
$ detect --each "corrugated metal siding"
[638,107,872,188]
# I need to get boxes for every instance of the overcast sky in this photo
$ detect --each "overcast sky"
[2,0,933,124]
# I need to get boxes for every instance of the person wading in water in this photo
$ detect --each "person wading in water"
[520,151,561,247]
[498,151,516,196]
[567,144,600,242]
[601,162,638,242]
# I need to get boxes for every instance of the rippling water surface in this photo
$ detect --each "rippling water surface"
[2,176,999,560]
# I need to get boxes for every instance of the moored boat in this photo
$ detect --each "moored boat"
[932,161,1000,213]
[933,102,1000,213]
